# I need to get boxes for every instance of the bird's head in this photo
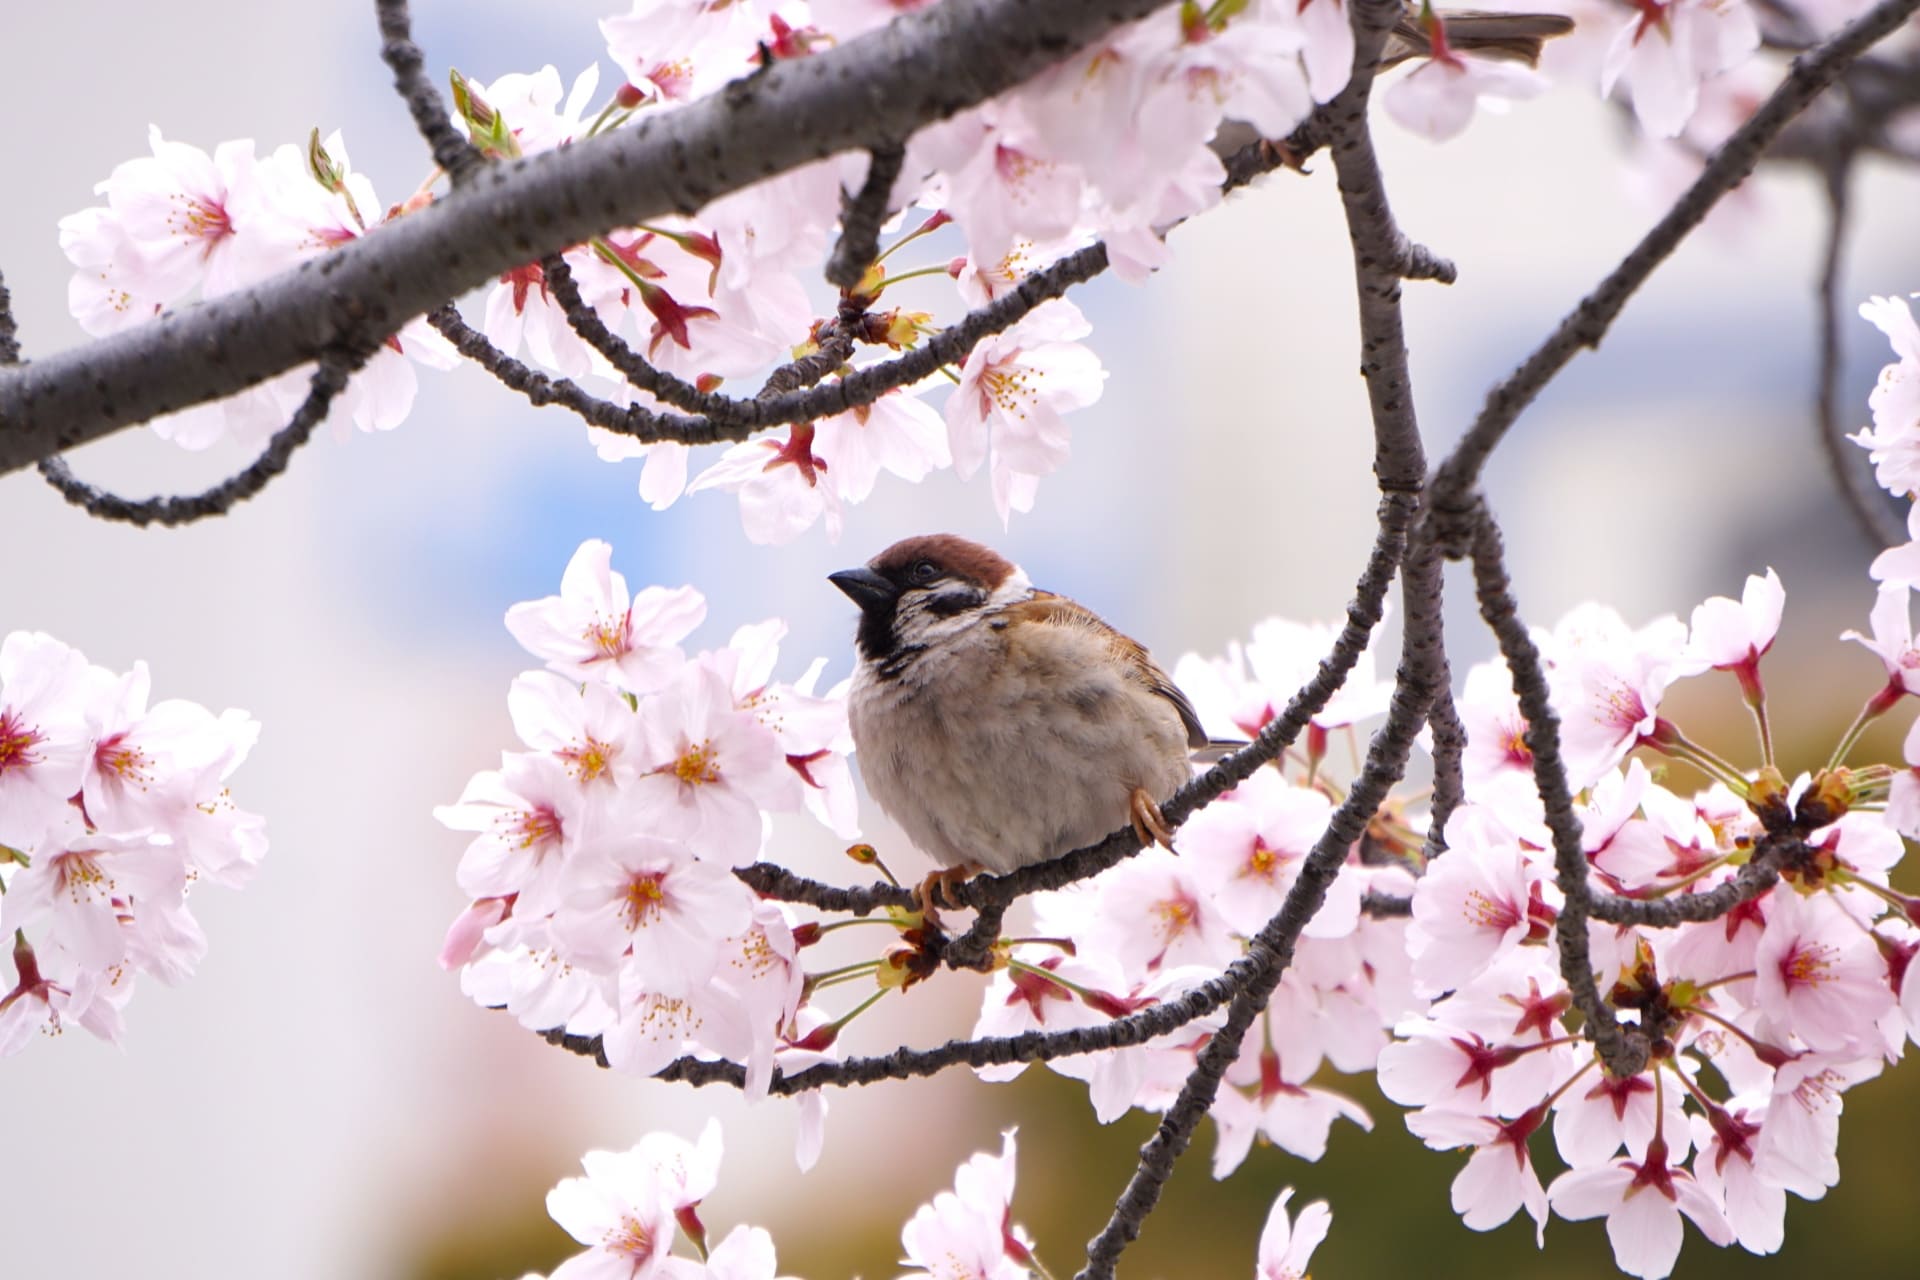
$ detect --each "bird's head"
[830,533,1031,661]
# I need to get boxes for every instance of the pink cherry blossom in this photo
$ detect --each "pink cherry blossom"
[1682,568,1783,679]
[945,300,1105,523]
[100,127,273,301]
[1600,0,1760,140]
[437,752,595,917]
[1750,889,1895,1053]
[509,671,647,789]
[1752,1051,1880,1199]
[810,386,952,504]
[1687,1104,1784,1255]
[1548,1135,1734,1279]
[1850,293,1920,497]
[628,657,794,865]
[555,835,755,994]
[898,1130,1035,1280]
[1212,1029,1373,1173]
[1384,43,1548,143]
[1254,1187,1332,1280]
[1404,1102,1550,1242]
[0,934,127,1056]
[1840,583,1920,696]
[1089,846,1238,979]
[687,424,845,546]
[0,631,92,850]
[504,540,706,691]
[546,1144,685,1280]
[1545,603,1689,789]
[1406,806,1549,994]
[1176,770,1357,939]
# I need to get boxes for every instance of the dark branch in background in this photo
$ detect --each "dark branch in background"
[1,0,1194,472]
[1466,507,1647,1079]
[0,267,18,366]
[374,0,484,186]
[825,144,906,289]
[1426,688,1467,857]
[1813,161,1904,546]
[1431,0,1920,513]
[35,351,366,528]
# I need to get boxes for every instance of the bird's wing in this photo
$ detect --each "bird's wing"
[1010,591,1213,750]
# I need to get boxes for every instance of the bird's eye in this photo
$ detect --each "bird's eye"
[908,559,939,585]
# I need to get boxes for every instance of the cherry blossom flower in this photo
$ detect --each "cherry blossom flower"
[555,835,756,993]
[0,934,128,1055]
[687,424,844,546]
[1887,713,1920,840]
[0,631,92,850]
[509,671,647,789]
[1548,1134,1734,1279]
[628,656,795,865]
[1384,13,1548,144]
[1850,293,1920,497]
[810,387,952,504]
[1600,0,1760,140]
[1687,1103,1784,1255]
[1405,1103,1551,1243]
[1213,1030,1373,1173]
[546,1144,686,1280]
[1406,806,1549,993]
[1682,568,1783,683]
[1545,603,1689,789]
[98,126,276,301]
[1841,582,1920,696]
[505,540,706,691]
[1089,846,1238,979]
[899,1131,1036,1280]
[1750,889,1895,1053]
[1752,1051,1880,1199]
[945,300,1105,523]
[1254,1187,1332,1280]
[1176,771,1357,938]
[437,752,596,917]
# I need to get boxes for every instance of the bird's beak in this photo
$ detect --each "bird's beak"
[829,567,898,614]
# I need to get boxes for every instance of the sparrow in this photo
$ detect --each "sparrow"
[830,534,1227,909]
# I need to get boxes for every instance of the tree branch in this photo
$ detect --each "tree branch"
[35,351,365,527]
[0,267,18,367]
[1812,158,1904,546]
[374,0,484,186]
[0,0,1187,473]
[824,143,906,289]
[1465,504,1648,1078]
[1431,0,1920,512]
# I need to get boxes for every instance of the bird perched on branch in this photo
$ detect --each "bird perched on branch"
[831,534,1230,912]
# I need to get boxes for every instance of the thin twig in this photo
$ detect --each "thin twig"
[36,352,364,527]
[373,0,484,186]
[825,143,907,289]
[1432,0,1920,511]
[1812,158,1903,545]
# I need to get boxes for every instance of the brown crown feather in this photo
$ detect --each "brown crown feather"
[869,533,1018,590]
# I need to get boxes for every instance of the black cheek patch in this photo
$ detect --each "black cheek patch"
[926,587,986,618]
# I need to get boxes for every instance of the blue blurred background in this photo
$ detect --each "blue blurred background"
[2,2,1918,1276]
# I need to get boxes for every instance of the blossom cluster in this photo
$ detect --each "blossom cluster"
[437,539,856,1117]
[60,0,1837,544]
[522,1122,1327,1280]
[0,631,264,1053]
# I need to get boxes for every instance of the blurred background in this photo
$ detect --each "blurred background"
[2,2,1918,1277]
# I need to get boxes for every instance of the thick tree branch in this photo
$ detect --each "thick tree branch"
[0,0,1186,474]
[1431,0,1920,511]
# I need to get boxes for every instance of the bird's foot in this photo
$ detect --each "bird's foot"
[1129,787,1175,850]
[911,863,982,928]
